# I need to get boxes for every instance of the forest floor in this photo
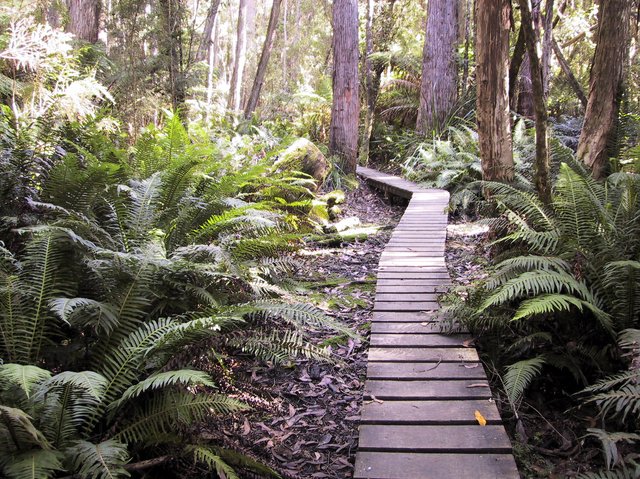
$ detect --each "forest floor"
[201,183,403,479]
[200,181,598,479]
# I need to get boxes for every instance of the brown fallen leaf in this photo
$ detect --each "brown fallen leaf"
[463,338,475,348]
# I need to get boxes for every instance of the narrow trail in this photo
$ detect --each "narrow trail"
[353,166,519,479]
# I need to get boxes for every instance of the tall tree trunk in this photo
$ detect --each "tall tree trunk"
[519,0,551,204]
[196,0,221,62]
[461,0,472,94]
[509,27,526,111]
[517,2,541,118]
[329,0,360,174]
[282,0,289,90]
[476,0,514,182]
[159,0,186,113]
[359,0,375,164]
[577,0,633,179]
[66,0,101,43]
[541,0,555,96]
[228,0,250,112]
[244,0,283,118]
[416,0,459,134]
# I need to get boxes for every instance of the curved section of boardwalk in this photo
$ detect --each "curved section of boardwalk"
[354,166,519,479]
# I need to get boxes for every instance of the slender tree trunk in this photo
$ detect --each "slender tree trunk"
[509,27,526,111]
[461,0,472,94]
[519,0,551,204]
[228,0,250,112]
[159,0,186,113]
[196,0,221,62]
[417,0,459,134]
[517,2,541,118]
[359,0,375,164]
[329,0,360,174]
[476,0,514,182]
[552,38,588,108]
[577,0,633,179]
[244,0,283,118]
[541,0,554,96]
[66,0,102,43]
[282,0,288,89]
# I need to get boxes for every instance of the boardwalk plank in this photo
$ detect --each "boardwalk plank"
[358,425,512,452]
[365,380,490,400]
[370,333,468,347]
[366,362,484,380]
[354,452,519,479]
[368,347,479,362]
[360,399,501,424]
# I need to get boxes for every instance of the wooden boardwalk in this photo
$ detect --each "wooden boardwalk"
[354,166,519,479]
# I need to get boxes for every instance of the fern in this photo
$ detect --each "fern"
[2,449,63,479]
[503,356,546,405]
[67,440,130,479]
[114,391,248,444]
[0,364,51,400]
[586,429,640,471]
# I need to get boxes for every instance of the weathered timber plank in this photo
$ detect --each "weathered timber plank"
[377,273,450,280]
[375,285,445,294]
[368,347,479,362]
[370,322,461,334]
[370,333,469,347]
[365,380,489,400]
[358,425,511,452]
[374,301,440,311]
[371,311,441,321]
[354,452,519,479]
[375,293,440,302]
[360,399,501,424]
[366,362,484,380]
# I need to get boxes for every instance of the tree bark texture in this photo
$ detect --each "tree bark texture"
[509,27,526,111]
[416,0,459,134]
[577,0,633,179]
[359,0,375,164]
[66,0,101,43]
[475,0,514,182]
[228,0,250,112]
[516,2,541,118]
[196,0,221,62]
[541,0,555,96]
[244,0,283,118]
[329,0,360,174]
[519,0,552,204]
[158,0,186,113]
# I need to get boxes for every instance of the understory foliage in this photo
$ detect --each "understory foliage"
[447,158,640,474]
[0,46,345,477]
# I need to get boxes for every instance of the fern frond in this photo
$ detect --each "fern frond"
[67,440,130,479]
[226,329,331,364]
[503,356,546,405]
[586,428,640,470]
[114,392,248,445]
[481,271,593,310]
[2,449,63,479]
[0,364,51,399]
[512,294,612,333]
[189,446,240,479]
[109,370,215,411]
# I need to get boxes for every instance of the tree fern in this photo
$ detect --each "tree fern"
[0,364,51,400]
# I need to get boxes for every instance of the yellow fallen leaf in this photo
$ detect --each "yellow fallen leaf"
[474,410,487,426]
